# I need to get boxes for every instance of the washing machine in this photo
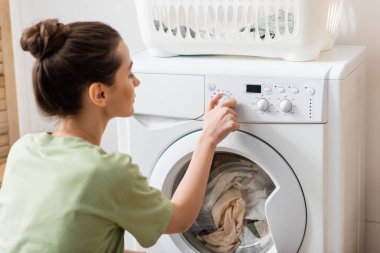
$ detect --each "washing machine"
[117,46,367,253]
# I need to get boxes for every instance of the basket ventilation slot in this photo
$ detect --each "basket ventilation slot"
[152,4,298,42]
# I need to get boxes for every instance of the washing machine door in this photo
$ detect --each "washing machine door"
[150,130,306,253]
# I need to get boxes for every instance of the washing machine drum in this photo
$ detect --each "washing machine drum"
[150,131,306,253]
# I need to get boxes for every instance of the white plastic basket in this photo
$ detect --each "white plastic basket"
[134,0,344,61]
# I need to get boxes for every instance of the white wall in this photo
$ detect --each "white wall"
[336,1,380,252]
[9,0,143,152]
[8,0,380,252]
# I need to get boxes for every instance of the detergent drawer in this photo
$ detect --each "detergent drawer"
[134,73,204,119]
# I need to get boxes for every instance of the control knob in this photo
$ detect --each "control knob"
[257,98,270,112]
[217,93,231,106]
[279,99,292,113]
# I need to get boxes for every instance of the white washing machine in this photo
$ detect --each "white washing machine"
[117,46,367,253]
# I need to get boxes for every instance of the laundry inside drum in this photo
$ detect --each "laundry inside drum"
[170,152,276,253]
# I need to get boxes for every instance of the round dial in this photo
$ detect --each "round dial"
[217,93,230,106]
[257,98,270,112]
[279,99,293,113]
[307,87,315,95]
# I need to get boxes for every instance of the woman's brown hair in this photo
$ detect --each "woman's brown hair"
[20,19,122,116]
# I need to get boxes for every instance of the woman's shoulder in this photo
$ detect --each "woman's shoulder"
[85,151,142,192]
[96,151,139,176]
[8,132,44,153]
[10,132,138,173]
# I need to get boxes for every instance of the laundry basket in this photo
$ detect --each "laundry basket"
[134,0,344,61]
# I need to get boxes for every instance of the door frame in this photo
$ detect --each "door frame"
[150,130,307,252]
[0,0,20,146]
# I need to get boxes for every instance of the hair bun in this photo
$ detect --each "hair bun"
[20,19,70,60]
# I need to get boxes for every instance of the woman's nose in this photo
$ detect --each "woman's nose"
[133,76,140,87]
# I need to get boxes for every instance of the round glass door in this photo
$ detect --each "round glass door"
[150,130,306,253]
[172,152,276,252]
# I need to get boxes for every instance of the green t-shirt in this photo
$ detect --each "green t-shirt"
[0,132,173,253]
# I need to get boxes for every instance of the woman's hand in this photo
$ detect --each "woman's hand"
[164,93,240,234]
[201,93,240,147]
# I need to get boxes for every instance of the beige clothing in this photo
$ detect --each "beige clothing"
[198,188,246,253]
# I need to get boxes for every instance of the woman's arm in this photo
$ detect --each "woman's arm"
[164,94,239,233]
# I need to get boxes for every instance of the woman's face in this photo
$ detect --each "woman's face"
[106,41,140,118]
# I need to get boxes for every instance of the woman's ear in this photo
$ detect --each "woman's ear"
[88,82,107,107]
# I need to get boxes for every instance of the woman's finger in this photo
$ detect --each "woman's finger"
[221,98,237,109]
[207,92,222,112]
[220,107,237,117]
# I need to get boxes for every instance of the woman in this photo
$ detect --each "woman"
[0,19,239,252]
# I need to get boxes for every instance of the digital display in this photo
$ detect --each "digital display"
[246,85,262,93]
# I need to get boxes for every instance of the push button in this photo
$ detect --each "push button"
[291,88,299,94]
[307,88,315,95]
[208,83,216,91]
[264,86,272,93]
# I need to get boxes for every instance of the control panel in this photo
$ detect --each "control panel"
[205,75,327,123]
